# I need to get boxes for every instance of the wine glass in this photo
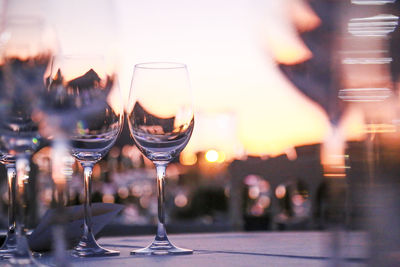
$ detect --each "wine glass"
[0,153,16,258]
[0,17,54,266]
[46,54,123,257]
[126,62,195,255]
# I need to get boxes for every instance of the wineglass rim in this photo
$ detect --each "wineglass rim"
[134,62,187,70]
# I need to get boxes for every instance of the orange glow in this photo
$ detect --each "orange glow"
[217,151,226,163]
[184,112,241,161]
[238,76,330,157]
[271,44,312,65]
[180,152,197,166]
[102,194,115,204]
[275,185,286,199]
[364,124,396,134]
[106,81,124,117]
[289,0,321,32]
[18,1,339,158]
[320,127,346,168]
[16,158,29,189]
[339,106,366,141]
[205,150,219,163]
[174,193,188,208]
[324,173,346,178]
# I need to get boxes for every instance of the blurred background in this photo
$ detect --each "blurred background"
[1,1,400,252]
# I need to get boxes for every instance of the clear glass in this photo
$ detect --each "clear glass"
[127,62,194,255]
[0,17,54,266]
[0,154,16,258]
[46,54,123,257]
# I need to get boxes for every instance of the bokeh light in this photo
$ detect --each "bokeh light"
[205,150,219,163]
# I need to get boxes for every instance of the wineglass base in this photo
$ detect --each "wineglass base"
[5,255,45,267]
[72,243,120,258]
[0,248,16,259]
[131,240,193,256]
[0,235,17,258]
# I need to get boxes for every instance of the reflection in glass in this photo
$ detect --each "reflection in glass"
[127,62,194,255]
[0,17,53,267]
[46,55,123,257]
[0,154,16,257]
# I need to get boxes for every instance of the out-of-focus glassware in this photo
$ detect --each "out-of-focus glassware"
[0,16,55,267]
[46,54,123,257]
[337,1,400,265]
[127,62,194,255]
[0,154,16,258]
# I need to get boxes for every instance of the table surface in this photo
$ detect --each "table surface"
[36,231,368,267]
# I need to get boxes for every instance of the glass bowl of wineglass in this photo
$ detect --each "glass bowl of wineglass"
[126,62,195,255]
[0,16,55,266]
[45,54,124,257]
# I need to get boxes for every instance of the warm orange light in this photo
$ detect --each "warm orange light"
[289,0,321,32]
[102,194,115,203]
[238,80,330,157]
[273,45,312,65]
[16,158,30,189]
[205,150,219,163]
[364,123,396,134]
[184,112,241,161]
[324,173,346,178]
[174,193,188,208]
[106,83,124,117]
[217,151,226,163]
[275,185,286,199]
[339,106,365,141]
[320,128,346,168]
[180,152,197,166]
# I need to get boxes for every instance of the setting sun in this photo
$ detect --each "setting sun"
[205,150,219,163]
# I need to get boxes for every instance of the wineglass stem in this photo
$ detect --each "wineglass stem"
[7,164,17,238]
[53,186,69,267]
[1,163,17,250]
[72,162,119,257]
[11,156,34,263]
[155,164,168,242]
[82,163,94,240]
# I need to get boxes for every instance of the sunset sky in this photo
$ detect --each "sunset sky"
[4,0,367,159]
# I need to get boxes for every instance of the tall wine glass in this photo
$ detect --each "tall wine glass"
[46,54,123,257]
[127,62,195,255]
[0,17,54,266]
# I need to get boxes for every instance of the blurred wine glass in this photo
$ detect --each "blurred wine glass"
[46,54,123,257]
[127,62,194,255]
[0,16,55,266]
[0,153,16,258]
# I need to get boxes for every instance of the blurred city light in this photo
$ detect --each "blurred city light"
[174,193,188,208]
[180,152,197,166]
[275,185,286,199]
